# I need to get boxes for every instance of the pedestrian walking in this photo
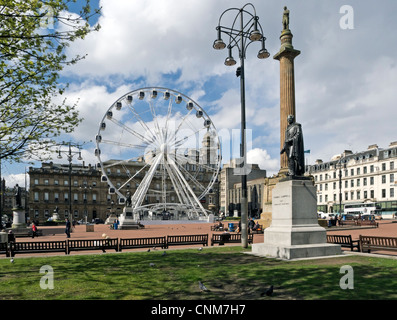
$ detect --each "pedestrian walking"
[65,218,71,238]
[31,222,38,238]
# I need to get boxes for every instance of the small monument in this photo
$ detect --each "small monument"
[118,192,144,230]
[52,206,60,221]
[11,184,26,229]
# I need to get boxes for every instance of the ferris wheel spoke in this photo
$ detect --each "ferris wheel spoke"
[170,127,203,150]
[147,98,165,145]
[167,158,207,214]
[102,157,143,169]
[125,103,159,147]
[131,154,163,210]
[118,161,152,191]
[162,161,186,208]
[166,108,196,146]
[101,139,148,150]
[108,117,155,147]
[171,157,206,193]
[163,159,197,209]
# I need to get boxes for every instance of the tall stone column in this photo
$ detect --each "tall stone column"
[273,9,300,175]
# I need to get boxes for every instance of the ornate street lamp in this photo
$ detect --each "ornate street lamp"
[213,3,270,248]
[57,142,83,226]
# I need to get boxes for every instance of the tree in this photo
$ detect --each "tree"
[0,0,100,163]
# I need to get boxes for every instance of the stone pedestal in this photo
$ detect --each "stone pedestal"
[12,209,26,229]
[118,208,144,230]
[252,178,341,260]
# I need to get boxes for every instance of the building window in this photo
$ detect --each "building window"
[391,188,395,198]
[44,192,49,202]
[364,191,368,198]
[370,177,374,185]
[357,191,360,200]
[370,165,374,173]
[34,192,39,202]
[34,179,39,185]
[64,192,69,201]
[54,193,59,202]
[350,191,354,200]
[382,175,386,184]
[357,179,360,187]
[44,179,49,185]
[391,161,395,170]
[350,169,354,176]
[363,166,367,174]
[382,189,386,198]
[64,180,68,186]
[54,179,59,185]
[390,174,394,183]
[363,177,367,186]
[382,163,386,171]
[350,180,354,188]
[357,168,360,175]
[370,190,374,198]
[345,192,348,201]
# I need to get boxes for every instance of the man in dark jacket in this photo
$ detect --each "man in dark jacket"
[65,218,71,238]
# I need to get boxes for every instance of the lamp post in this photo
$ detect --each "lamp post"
[213,3,269,248]
[57,142,83,226]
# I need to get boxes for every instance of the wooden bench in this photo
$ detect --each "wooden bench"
[339,220,357,226]
[67,239,119,254]
[11,229,43,238]
[360,235,397,253]
[166,234,208,248]
[326,234,360,251]
[8,241,68,257]
[358,220,378,227]
[119,237,167,251]
[211,233,254,246]
[0,242,9,257]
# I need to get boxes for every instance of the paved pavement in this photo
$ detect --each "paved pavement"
[3,219,397,258]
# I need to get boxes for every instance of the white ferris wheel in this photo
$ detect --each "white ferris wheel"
[95,87,221,218]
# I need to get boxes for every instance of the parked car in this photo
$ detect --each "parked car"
[94,218,105,224]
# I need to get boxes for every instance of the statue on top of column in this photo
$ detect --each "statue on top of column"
[282,6,290,31]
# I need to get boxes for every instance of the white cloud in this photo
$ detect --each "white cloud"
[247,148,279,175]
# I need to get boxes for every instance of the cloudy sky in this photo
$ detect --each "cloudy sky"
[4,0,397,187]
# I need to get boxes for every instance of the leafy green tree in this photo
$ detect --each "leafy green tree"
[0,0,100,163]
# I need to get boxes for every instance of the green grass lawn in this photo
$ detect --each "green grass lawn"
[1,246,397,300]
